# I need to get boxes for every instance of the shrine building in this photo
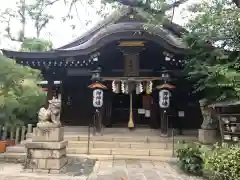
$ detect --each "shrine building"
[1,7,202,134]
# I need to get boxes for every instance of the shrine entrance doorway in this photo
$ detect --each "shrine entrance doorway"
[102,80,160,129]
[110,93,155,127]
[60,76,160,129]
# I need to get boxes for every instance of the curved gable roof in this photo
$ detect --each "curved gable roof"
[57,7,187,50]
[1,7,189,59]
[58,22,187,52]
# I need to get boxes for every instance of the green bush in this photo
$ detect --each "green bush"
[204,143,240,180]
[0,55,46,126]
[176,143,204,175]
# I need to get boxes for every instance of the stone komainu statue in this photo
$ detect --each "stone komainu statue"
[38,97,62,126]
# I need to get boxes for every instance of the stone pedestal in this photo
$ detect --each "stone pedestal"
[198,129,217,144]
[24,124,68,174]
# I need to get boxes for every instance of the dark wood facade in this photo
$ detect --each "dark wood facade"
[1,7,202,130]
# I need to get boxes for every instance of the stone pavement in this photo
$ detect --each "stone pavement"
[89,160,203,180]
[0,160,203,180]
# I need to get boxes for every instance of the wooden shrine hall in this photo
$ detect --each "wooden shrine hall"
[1,7,202,135]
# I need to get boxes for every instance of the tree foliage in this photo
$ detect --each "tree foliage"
[101,0,188,25]
[0,0,27,41]
[0,55,46,125]
[20,38,53,52]
[184,0,240,104]
[0,0,55,42]
[27,0,54,38]
[35,0,187,26]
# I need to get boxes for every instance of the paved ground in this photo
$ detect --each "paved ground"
[0,160,203,180]
[89,160,203,180]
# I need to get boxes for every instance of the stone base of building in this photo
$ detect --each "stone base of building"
[198,129,217,144]
[24,125,68,174]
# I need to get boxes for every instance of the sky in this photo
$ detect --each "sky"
[0,0,201,50]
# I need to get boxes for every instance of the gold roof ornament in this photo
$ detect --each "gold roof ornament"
[119,41,145,47]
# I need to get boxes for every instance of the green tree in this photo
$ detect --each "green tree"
[27,0,54,38]
[183,0,240,104]
[20,38,52,52]
[0,55,46,126]
[0,0,55,42]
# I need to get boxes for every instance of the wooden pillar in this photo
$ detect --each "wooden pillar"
[149,96,159,129]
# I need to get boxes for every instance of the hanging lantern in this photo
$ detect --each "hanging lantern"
[159,89,171,108]
[88,82,107,110]
[93,89,104,108]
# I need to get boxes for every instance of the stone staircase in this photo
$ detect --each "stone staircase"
[2,131,198,163]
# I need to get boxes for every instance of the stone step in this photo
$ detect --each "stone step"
[68,141,174,149]
[67,147,173,156]
[67,154,176,162]
[65,127,160,133]
[6,146,25,153]
[27,132,197,143]
[2,152,25,163]
[6,145,173,157]
[64,135,197,142]
[2,152,175,163]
